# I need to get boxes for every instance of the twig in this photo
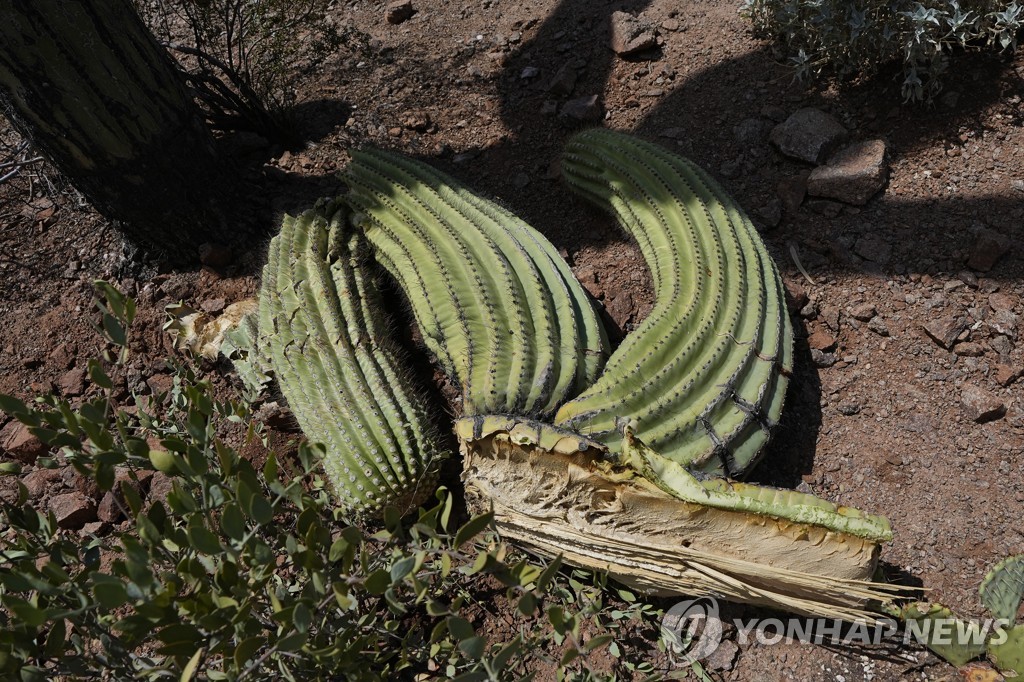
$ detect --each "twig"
[0,156,42,172]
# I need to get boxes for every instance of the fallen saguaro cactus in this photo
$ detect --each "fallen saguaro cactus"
[220,131,900,617]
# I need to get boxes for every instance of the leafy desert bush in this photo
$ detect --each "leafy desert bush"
[740,0,1023,100]
[134,0,343,137]
[0,284,663,681]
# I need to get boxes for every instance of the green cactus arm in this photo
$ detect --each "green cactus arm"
[614,427,892,542]
[554,129,793,475]
[344,149,607,418]
[256,204,448,516]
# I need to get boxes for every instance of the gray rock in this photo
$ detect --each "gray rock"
[705,639,739,671]
[609,11,657,56]
[807,140,888,205]
[756,198,782,227]
[520,66,539,79]
[867,318,890,336]
[961,384,1006,423]
[811,349,837,368]
[560,95,602,122]
[837,401,861,416]
[769,108,847,164]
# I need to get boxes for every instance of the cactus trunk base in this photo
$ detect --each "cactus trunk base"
[462,432,900,620]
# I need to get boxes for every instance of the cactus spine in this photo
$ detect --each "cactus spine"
[553,129,794,476]
[343,149,608,418]
[257,202,448,517]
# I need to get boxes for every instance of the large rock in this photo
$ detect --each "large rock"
[770,108,848,164]
[609,11,657,56]
[49,492,97,529]
[807,140,889,205]
[961,385,1006,423]
[385,0,415,24]
[966,228,1011,272]
[0,421,47,463]
[923,315,967,350]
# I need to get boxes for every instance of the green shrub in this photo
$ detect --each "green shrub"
[740,0,1023,100]
[0,283,662,681]
[134,0,344,137]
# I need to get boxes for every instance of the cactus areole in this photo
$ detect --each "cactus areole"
[244,131,897,618]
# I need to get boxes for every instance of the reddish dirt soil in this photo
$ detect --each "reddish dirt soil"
[2,1,1023,680]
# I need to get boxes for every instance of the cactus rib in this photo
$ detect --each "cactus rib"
[553,129,794,475]
[257,203,447,516]
[344,149,608,418]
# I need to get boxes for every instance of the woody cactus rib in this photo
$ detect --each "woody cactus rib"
[343,149,608,418]
[553,129,794,476]
[257,202,448,517]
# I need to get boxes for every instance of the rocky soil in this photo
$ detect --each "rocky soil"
[2,0,1023,680]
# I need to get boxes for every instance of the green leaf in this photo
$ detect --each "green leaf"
[276,631,307,653]
[585,634,615,652]
[492,635,523,671]
[447,616,475,641]
[102,313,127,347]
[560,647,579,666]
[92,575,130,610]
[458,635,486,660]
[391,556,416,583]
[454,512,493,549]
[293,603,312,633]
[88,360,113,390]
[517,593,537,616]
[0,462,22,475]
[233,636,263,669]
[981,555,1024,624]
[220,504,246,541]
[188,526,222,555]
[2,595,45,627]
[43,618,67,657]
[180,647,204,682]
[364,569,391,595]
[537,554,563,591]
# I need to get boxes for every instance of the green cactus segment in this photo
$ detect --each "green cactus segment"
[554,129,794,476]
[618,428,892,542]
[980,555,1024,624]
[257,202,447,516]
[343,149,608,418]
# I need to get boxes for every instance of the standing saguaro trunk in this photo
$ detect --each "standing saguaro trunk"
[0,0,243,263]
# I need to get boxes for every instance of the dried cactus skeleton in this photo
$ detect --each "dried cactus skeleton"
[213,130,903,617]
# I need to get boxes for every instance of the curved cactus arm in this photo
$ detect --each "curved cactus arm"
[616,427,892,542]
[554,129,793,476]
[343,149,608,418]
[989,624,1024,675]
[256,203,448,517]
